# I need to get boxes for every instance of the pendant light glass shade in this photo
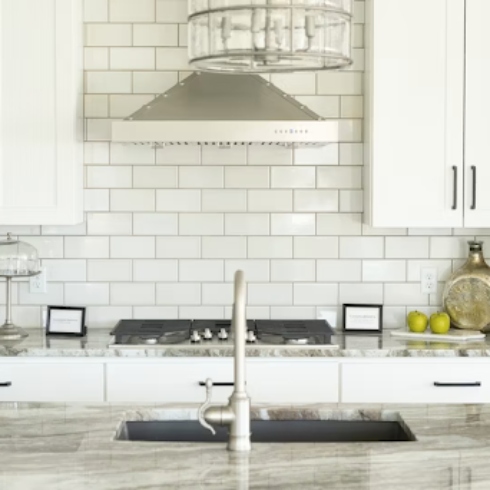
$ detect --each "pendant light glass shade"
[188,0,352,73]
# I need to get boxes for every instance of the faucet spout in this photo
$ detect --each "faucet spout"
[233,270,246,395]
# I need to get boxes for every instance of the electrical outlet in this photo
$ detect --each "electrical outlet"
[30,267,47,294]
[421,267,437,294]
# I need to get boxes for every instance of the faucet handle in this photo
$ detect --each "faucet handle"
[198,378,216,435]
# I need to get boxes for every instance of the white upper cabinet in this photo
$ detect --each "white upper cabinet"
[464,0,490,227]
[365,0,468,228]
[0,0,83,225]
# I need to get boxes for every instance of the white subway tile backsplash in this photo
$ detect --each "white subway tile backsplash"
[133,24,178,46]
[42,260,87,282]
[85,95,108,118]
[271,213,315,235]
[86,119,112,140]
[361,224,407,236]
[179,260,224,282]
[294,190,338,212]
[294,283,338,305]
[384,283,429,306]
[294,237,339,258]
[110,48,155,70]
[270,260,315,282]
[248,284,293,306]
[156,237,201,258]
[317,72,363,95]
[317,260,362,282]
[156,48,190,70]
[202,146,247,166]
[87,213,132,235]
[225,214,269,236]
[109,94,154,118]
[362,260,406,282]
[84,48,109,69]
[157,146,201,165]
[294,96,340,119]
[339,237,383,259]
[317,167,362,189]
[294,145,339,166]
[317,213,362,235]
[84,190,110,212]
[179,167,224,188]
[340,96,364,118]
[65,283,110,305]
[202,283,233,305]
[19,237,63,259]
[133,306,178,319]
[133,213,178,235]
[110,143,155,165]
[156,190,201,211]
[270,306,316,320]
[248,237,293,259]
[338,120,363,142]
[179,213,224,235]
[86,24,132,46]
[224,167,269,188]
[134,167,177,188]
[42,223,87,236]
[87,166,131,188]
[156,0,188,23]
[109,0,155,22]
[202,190,247,212]
[88,259,132,281]
[110,283,155,305]
[339,283,383,304]
[248,146,293,166]
[339,143,363,166]
[271,167,315,188]
[248,190,292,212]
[84,0,109,22]
[407,260,453,283]
[386,237,429,259]
[85,143,110,165]
[87,306,132,327]
[110,236,155,258]
[270,73,316,95]
[133,71,178,94]
[339,190,363,212]
[156,282,201,304]
[19,283,63,306]
[111,190,155,211]
[65,237,110,259]
[133,259,178,281]
[430,237,471,259]
[224,260,270,282]
[86,71,132,93]
[179,306,225,319]
[202,237,246,258]
[178,24,187,46]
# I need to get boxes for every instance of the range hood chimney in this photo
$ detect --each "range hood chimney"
[111,73,338,147]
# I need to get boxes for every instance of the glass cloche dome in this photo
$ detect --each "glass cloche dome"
[0,233,40,340]
[0,233,40,276]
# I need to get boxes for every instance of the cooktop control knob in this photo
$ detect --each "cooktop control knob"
[190,330,201,343]
[218,328,228,340]
[246,330,257,343]
[203,327,213,340]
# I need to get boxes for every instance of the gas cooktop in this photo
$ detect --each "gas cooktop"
[110,319,335,346]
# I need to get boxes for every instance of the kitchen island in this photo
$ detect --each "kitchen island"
[0,402,489,489]
[1,327,490,357]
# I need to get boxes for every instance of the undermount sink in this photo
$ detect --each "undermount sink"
[116,420,415,443]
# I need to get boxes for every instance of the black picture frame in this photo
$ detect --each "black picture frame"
[46,306,86,337]
[342,303,383,333]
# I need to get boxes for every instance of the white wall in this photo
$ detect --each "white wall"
[1,0,484,328]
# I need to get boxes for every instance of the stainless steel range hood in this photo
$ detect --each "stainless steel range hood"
[111,73,338,146]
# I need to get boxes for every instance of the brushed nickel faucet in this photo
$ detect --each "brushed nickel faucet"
[198,270,251,452]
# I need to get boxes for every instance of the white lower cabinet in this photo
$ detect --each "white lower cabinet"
[341,360,490,404]
[106,359,339,404]
[0,361,104,402]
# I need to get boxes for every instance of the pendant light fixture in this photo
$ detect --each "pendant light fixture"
[188,0,352,73]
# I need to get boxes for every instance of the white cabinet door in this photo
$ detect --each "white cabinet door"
[364,0,465,227]
[341,360,490,404]
[0,361,104,402]
[464,0,490,227]
[0,0,83,225]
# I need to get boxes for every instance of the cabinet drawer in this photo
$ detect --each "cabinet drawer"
[106,360,234,403]
[0,362,104,402]
[248,360,339,404]
[341,362,490,404]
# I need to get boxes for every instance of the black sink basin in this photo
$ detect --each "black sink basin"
[117,420,415,443]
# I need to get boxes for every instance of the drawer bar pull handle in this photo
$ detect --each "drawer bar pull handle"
[199,381,234,387]
[0,382,12,387]
[434,382,481,387]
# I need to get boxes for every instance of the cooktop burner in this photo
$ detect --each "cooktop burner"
[111,319,334,346]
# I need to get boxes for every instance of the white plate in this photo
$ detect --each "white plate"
[391,329,486,342]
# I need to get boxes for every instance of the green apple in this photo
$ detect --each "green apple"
[407,310,428,333]
[429,312,451,334]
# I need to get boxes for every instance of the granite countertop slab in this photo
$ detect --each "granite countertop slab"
[0,328,490,358]
[0,401,490,489]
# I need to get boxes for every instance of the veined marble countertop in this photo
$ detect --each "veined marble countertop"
[0,401,489,489]
[0,328,489,357]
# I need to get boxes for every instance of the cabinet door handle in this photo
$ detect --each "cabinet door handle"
[199,381,234,387]
[452,166,458,210]
[471,165,477,210]
[434,382,481,387]
[0,382,12,387]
